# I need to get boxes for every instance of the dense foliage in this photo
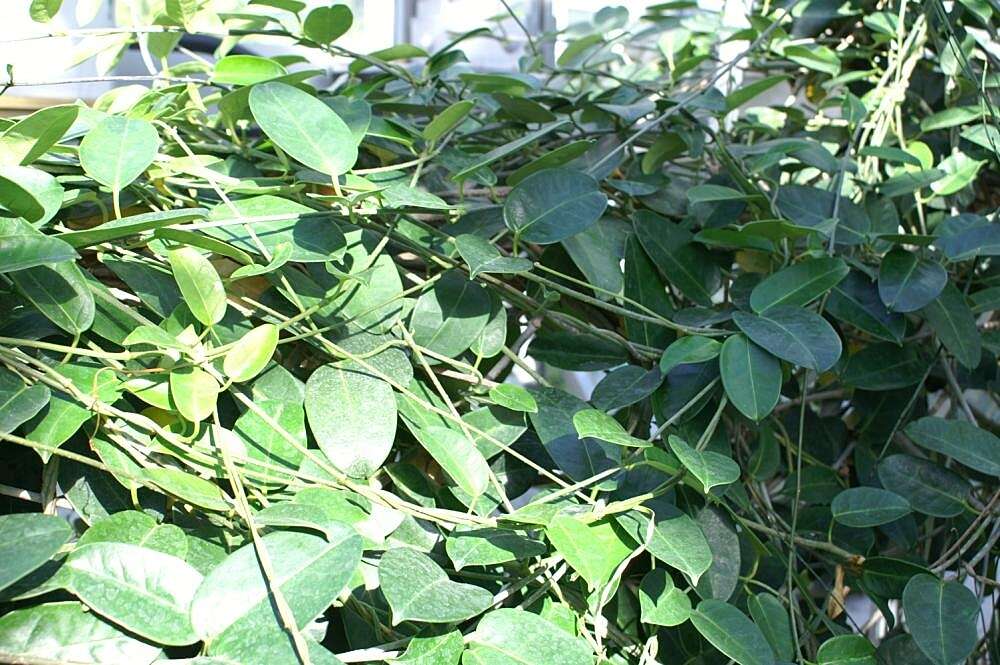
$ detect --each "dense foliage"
[1,0,1000,662]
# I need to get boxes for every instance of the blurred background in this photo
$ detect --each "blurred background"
[0,0,750,113]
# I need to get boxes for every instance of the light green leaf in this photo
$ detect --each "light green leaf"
[660,336,721,375]
[668,435,740,492]
[817,635,876,665]
[249,81,357,176]
[0,601,161,664]
[213,55,287,86]
[168,366,220,423]
[0,218,76,273]
[455,233,533,279]
[424,100,475,141]
[572,409,650,447]
[144,467,230,511]
[445,528,546,570]
[79,116,160,192]
[224,324,279,382]
[380,546,493,624]
[465,608,594,665]
[415,425,491,498]
[489,384,537,413]
[0,104,78,166]
[167,246,227,326]
[547,512,633,589]
[63,542,203,645]
[191,528,362,660]
[303,4,353,43]
[638,568,691,626]
[0,165,63,224]
[305,363,396,477]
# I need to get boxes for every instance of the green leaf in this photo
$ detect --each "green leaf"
[690,599,776,665]
[733,306,842,372]
[213,55,287,85]
[905,417,1000,476]
[591,365,662,411]
[720,334,781,421]
[817,635,876,665]
[77,510,186,557]
[224,324,279,382]
[0,218,76,272]
[414,425,491,498]
[0,104,78,166]
[573,409,650,448]
[669,435,740,492]
[902,574,978,665]
[380,546,493,624]
[63,542,203,645]
[305,363,396,477]
[423,100,475,141]
[303,4,353,43]
[0,165,63,224]
[249,81,357,176]
[166,246,227,326]
[465,608,594,665]
[877,249,947,312]
[206,195,345,262]
[634,211,720,306]
[638,568,691,626]
[921,282,981,369]
[168,366,220,423]
[79,116,160,192]
[9,261,95,334]
[191,528,362,660]
[452,121,569,180]
[841,343,928,390]
[750,257,848,313]
[144,466,230,511]
[0,368,51,434]
[831,487,911,527]
[826,271,905,343]
[58,208,207,249]
[503,169,608,244]
[547,513,633,589]
[0,601,162,664]
[0,514,71,593]
[396,630,464,664]
[489,384,537,413]
[660,336,721,374]
[445,528,546,570]
[455,233,533,279]
[618,510,713,585]
[785,43,841,76]
[877,454,969,518]
[410,269,492,357]
[747,592,794,662]
[29,0,63,21]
